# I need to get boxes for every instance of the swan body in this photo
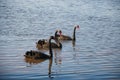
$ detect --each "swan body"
[36,31,62,49]
[58,34,72,40]
[24,36,54,59]
[58,25,79,41]
[24,50,50,59]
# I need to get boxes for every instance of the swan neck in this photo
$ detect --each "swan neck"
[48,58,53,75]
[49,38,53,58]
[55,38,62,48]
[59,43,62,48]
[73,27,76,41]
[55,31,58,37]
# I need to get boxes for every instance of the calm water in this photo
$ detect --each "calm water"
[0,0,120,80]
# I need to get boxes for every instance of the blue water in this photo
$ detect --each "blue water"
[0,0,120,80]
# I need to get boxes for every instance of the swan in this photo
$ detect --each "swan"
[36,32,62,49]
[59,25,79,41]
[36,30,59,48]
[24,36,54,59]
[36,39,48,48]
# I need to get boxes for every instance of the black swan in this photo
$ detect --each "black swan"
[36,39,47,48]
[24,57,53,73]
[36,30,59,48]
[36,33,62,49]
[24,36,54,59]
[59,25,79,41]
[24,53,53,78]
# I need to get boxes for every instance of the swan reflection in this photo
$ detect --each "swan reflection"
[24,57,53,78]
[72,40,76,47]
[54,49,62,65]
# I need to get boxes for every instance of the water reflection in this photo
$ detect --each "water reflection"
[0,0,119,79]
[24,57,53,78]
[72,40,76,47]
[54,49,62,65]
[48,58,53,78]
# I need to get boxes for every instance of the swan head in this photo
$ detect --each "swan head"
[75,25,80,29]
[55,30,60,37]
[59,30,62,36]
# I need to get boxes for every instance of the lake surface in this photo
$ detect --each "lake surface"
[0,0,120,80]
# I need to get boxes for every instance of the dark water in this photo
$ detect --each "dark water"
[0,0,120,80]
